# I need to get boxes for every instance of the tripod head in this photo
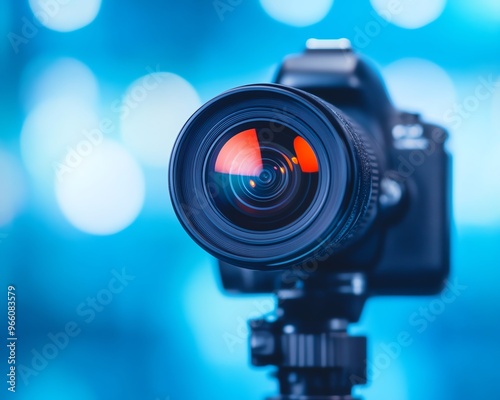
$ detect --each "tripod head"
[249,272,368,399]
[169,39,451,399]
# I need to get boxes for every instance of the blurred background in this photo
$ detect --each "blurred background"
[0,0,499,399]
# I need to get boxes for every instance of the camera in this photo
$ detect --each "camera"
[169,39,451,399]
[169,38,450,295]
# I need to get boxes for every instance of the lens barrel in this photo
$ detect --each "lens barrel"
[169,84,378,269]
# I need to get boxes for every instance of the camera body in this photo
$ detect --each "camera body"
[217,40,450,297]
[169,39,451,399]
[170,39,450,299]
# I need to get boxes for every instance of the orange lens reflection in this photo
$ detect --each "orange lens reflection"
[214,129,263,176]
[293,136,319,173]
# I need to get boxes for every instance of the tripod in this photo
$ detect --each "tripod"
[249,272,369,400]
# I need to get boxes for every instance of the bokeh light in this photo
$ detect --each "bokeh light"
[354,356,408,400]
[55,140,145,235]
[120,72,201,167]
[259,0,334,27]
[20,57,99,112]
[20,97,100,185]
[28,0,102,32]
[382,58,456,124]
[370,0,446,29]
[0,149,26,227]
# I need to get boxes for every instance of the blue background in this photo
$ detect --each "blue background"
[1,1,499,399]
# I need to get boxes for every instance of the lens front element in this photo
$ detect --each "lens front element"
[206,122,319,231]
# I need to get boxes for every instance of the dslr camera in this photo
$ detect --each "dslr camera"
[169,39,450,400]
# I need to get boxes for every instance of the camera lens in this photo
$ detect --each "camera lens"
[169,84,378,269]
[206,122,319,231]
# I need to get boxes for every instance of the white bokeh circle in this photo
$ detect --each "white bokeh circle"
[28,0,101,32]
[382,58,456,124]
[21,57,99,112]
[260,0,334,27]
[120,72,201,167]
[370,0,446,29]
[55,140,145,235]
[20,97,100,184]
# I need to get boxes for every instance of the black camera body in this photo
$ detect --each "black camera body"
[213,40,449,297]
[171,40,450,295]
[169,39,451,399]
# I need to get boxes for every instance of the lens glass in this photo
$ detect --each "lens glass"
[205,121,320,231]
